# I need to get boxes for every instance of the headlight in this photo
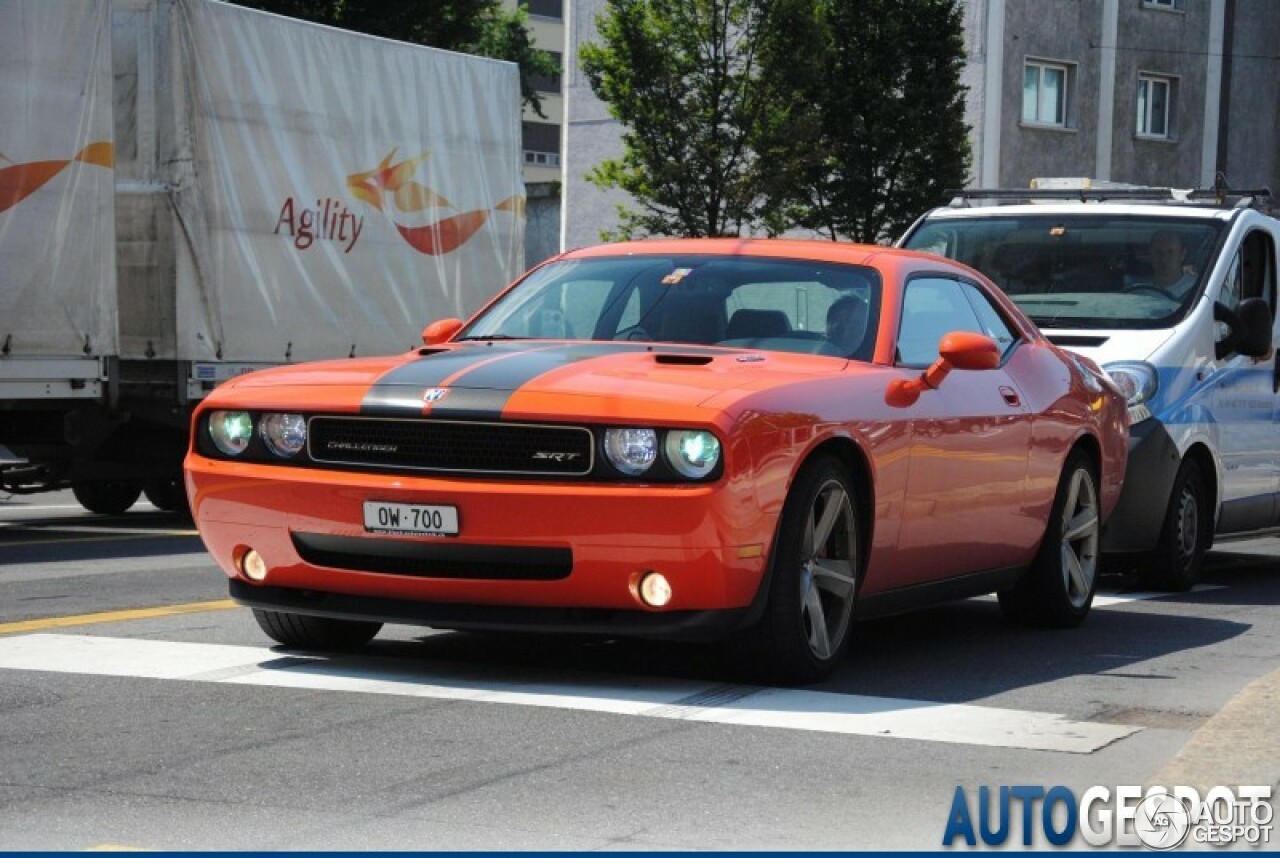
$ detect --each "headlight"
[209,411,254,457]
[1103,361,1158,422]
[259,413,307,458]
[603,427,658,475]
[664,429,721,479]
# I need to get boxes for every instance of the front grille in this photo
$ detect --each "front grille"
[292,532,572,580]
[308,416,593,475]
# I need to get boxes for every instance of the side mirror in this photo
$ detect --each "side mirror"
[1214,298,1272,360]
[886,331,1000,407]
[422,318,464,346]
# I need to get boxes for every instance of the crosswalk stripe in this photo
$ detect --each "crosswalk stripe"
[1091,584,1224,607]
[0,633,1139,754]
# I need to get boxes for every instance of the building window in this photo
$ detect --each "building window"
[522,121,560,167]
[522,0,562,19]
[529,51,562,94]
[1022,60,1070,127]
[1142,0,1185,11]
[1137,74,1175,138]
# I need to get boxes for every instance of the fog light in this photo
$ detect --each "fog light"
[638,571,672,607]
[241,548,268,582]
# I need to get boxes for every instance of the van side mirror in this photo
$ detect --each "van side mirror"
[886,331,1000,407]
[422,318,464,346]
[1214,298,1272,360]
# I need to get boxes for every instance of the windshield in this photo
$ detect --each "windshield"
[903,215,1224,329]
[458,255,883,361]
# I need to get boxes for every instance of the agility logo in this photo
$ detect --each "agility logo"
[0,142,114,214]
[345,149,523,256]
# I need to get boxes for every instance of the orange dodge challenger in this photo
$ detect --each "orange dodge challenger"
[185,239,1129,683]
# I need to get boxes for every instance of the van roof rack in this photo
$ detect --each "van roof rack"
[944,186,1275,211]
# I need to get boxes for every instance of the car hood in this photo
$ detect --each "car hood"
[218,341,854,422]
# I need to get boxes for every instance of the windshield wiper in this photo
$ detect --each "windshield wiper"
[455,334,525,341]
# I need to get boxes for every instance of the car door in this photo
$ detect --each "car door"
[890,275,1036,587]
[1212,227,1280,532]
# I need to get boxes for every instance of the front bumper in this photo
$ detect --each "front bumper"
[187,454,774,623]
[1100,418,1182,553]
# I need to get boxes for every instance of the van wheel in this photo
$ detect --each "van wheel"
[253,609,382,650]
[999,451,1100,627]
[1139,459,1208,592]
[72,480,143,515]
[737,455,861,685]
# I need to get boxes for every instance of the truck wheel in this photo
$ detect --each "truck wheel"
[999,450,1100,627]
[144,478,190,515]
[72,480,143,515]
[252,609,382,650]
[738,455,861,685]
[1139,459,1208,592]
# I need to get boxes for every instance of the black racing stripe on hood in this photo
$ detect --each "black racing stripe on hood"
[360,343,535,415]
[362,341,727,418]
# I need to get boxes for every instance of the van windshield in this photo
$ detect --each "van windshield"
[903,215,1224,329]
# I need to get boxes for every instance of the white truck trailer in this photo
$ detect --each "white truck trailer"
[0,0,525,512]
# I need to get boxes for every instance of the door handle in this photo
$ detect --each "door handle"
[999,385,1021,407]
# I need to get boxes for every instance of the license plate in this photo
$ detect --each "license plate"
[363,501,459,536]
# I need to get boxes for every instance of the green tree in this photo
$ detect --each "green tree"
[229,0,559,118]
[771,0,971,243]
[580,0,797,239]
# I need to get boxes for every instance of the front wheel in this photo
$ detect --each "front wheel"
[252,609,382,651]
[72,480,143,515]
[1139,459,1209,592]
[999,450,1100,627]
[738,455,861,685]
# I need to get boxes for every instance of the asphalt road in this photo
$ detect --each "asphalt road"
[0,490,1277,850]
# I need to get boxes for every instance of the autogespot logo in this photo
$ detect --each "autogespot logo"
[942,784,1273,849]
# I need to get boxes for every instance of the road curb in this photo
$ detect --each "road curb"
[1150,666,1280,791]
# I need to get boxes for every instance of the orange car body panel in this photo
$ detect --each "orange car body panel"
[185,239,1128,630]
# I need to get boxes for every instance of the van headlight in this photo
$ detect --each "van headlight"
[1103,361,1158,423]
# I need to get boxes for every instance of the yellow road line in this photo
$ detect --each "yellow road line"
[0,530,200,548]
[0,600,238,636]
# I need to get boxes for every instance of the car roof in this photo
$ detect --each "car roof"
[559,237,945,268]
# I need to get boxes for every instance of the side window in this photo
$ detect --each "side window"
[960,282,1019,355]
[897,277,986,366]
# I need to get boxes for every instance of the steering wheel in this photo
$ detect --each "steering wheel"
[1123,284,1172,299]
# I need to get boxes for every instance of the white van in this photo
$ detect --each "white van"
[900,187,1278,589]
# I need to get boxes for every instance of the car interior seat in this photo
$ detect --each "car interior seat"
[725,308,791,340]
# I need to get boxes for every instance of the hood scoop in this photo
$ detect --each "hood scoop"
[654,353,715,366]
[1046,335,1109,348]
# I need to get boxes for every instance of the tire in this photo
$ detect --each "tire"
[252,609,382,651]
[144,477,190,515]
[999,450,1100,628]
[72,480,143,515]
[1139,459,1209,592]
[738,455,861,685]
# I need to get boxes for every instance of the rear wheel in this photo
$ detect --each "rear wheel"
[143,477,190,514]
[739,455,861,684]
[1139,459,1209,592]
[72,480,142,515]
[999,450,1100,627]
[252,609,382,650]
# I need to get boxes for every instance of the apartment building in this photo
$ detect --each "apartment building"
[563,0,1280,250]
